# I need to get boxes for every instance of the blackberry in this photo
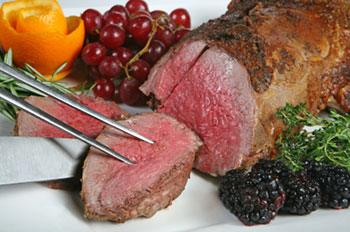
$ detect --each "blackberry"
[305,160,350,209]
[304,160,324,174]
[219,169,285,225]
[219,170,245,210]
[281,170,321,215]
[251,159,290,179]
[252,159,321,215]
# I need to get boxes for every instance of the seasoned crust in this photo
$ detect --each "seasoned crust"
[187,7,273,93]
[187,0,350,105]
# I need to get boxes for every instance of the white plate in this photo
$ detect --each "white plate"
[0,0,349,231]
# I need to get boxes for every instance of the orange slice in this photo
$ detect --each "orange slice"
[16,6,68,34]
[0,0,85,81]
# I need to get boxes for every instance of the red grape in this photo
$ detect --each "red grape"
[81,42,107,66]
[109,5,130,20]
[151,10,175,29]
[126,0,149,15]
[111,47,133,65]
[128,16,152,39]
[81,9,104,36]
[130,10,152,19]
[175,28,190,43]
[142,40,166,65]
[93,78,115,99]
[134,31,151,47]
[129,59,151,82]
[155,26,175,48]
[118,78,142,105]
[103,10,110,21]
[168,18,177,31]
[98,56,122,78]
[170,8,191,29]
[105,12,128,31]
[100,24,126,48]
[150,10,166,20]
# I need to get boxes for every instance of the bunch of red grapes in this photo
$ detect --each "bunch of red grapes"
[80,0,191,105]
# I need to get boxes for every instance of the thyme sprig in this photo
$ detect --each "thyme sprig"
[0,48,77,121]
[275,103,350,172]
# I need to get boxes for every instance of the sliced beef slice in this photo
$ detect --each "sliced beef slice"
[14,94,129,190]
[81,112,202,222]
[14,94,129,138]
[139,40,207,107]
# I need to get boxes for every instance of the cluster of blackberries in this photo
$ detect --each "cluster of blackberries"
[219,159,350,226]
[304,160,350,209]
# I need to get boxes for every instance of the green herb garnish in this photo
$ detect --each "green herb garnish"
[275,103,350,172]
[0,48,77,121]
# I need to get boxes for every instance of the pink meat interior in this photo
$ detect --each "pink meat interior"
[18,95,127,138]
[140,40,207,104]
[158,46,256,175]
[83,113,201,213]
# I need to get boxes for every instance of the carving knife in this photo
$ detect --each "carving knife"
[0,136,89,185]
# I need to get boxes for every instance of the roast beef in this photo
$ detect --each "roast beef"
[14,94,129,189]
[140,0,350,175]
[14,94,129,138]
[81,112,202,222]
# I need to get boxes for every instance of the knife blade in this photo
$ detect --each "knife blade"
[0,136,89,185]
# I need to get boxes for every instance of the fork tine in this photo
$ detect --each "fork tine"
[0,87,133,165]
[0,62,154,144]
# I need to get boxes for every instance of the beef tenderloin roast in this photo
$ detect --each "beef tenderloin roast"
[140,0,350,176]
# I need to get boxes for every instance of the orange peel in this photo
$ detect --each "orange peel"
[0,0,85,81]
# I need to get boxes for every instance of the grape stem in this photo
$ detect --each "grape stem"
[124,17,160,80]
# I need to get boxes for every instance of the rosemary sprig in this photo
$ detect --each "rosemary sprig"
[80,80,96,95]
[0,48,77,121]
[275,103,350,172]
